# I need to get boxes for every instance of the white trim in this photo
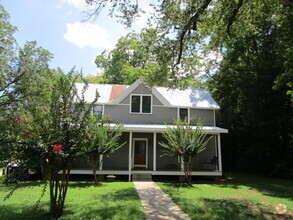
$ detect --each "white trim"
[109,124,228,134]
[213,109,216,126]
[178,107,190,123]
[153,133,157,171]
[132,138,148,168]
[128,132,132,181]
[69,169,222,176]
[111,78,144,104]
[217,134,222,172]
[129,94,153,114]
[152,87,171,106]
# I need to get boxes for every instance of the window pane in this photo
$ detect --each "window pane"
[93,105,103,117]
[179,108,188,121]
[131,96,140,113]
[142,96,151,113]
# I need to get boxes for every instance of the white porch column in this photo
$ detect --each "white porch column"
[217,134,222,172]
[99,155,103,170]
[153,132,157,171]
[128,132,132,182]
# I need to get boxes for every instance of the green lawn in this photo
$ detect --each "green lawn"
[0,181,145,220]
[158,173,293,220]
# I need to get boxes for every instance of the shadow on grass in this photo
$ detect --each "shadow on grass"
[213,174,293,201]
[0,202,50,220]
[182,198,281,220]
[68,181,103,188]
[100,187,141,201]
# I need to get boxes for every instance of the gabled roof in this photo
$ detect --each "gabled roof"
[75,79,220,109]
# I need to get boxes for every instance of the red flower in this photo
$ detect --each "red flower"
[52,145,63,153]
[16,117,24,122]
[22,133,29,138]
[87,133,91,137]
[185,128,189,132]
[177,148,182,153]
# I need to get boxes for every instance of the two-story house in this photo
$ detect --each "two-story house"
[72,79,228,181]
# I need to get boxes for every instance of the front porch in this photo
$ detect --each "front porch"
[72,124,228,181]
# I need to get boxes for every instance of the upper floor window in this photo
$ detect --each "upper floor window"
[179,108,189,122]
[130,94,152,114]
[93,105,103,117]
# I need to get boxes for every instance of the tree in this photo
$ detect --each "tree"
[83,115,125,183]
[159,120,212,185]
[95,28,204,87]
[86,0,292,82]
[208,12,293,177]
[0,71,98,218]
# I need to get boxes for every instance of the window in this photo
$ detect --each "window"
[93,105,103,117]
[130,95,152,114]
[179,108,189,122]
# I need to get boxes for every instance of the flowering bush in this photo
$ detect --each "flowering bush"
[159,119,212,185]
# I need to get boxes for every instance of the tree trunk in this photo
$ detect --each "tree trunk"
[48,159,72,219]
[181,156,193,186]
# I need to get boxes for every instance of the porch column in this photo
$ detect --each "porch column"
[99,155,103,170]
[128,132,132,182]
[153,132,157,171]
[217,134,222,172]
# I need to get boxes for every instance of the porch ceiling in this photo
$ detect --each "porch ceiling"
[110,123,228,134]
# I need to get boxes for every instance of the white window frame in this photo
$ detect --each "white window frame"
[130,94,153,114]
[93,104,104,117]
[132,138,148,168]
[178,107,190,123]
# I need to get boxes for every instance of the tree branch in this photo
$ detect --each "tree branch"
[227,0,243,36]
[175,0,213,67]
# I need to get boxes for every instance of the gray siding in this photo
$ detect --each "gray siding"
[190,109,214,126]
[104,105,177,124]
[120,84,163,105]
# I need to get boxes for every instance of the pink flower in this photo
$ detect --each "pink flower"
[177,148,182,153]
[185,129,189,132]
[16,117,24,122]
[87,133,91,137]
[52,145,63,153]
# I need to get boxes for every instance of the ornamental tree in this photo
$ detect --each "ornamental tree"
[83,114,125,183]
[160,119,212,185]
[0,70,98,219]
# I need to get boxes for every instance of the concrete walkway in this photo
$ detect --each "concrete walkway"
[133,181,191,220]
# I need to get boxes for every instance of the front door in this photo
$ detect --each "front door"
[134,140,147,168]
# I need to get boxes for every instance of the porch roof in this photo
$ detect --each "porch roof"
[112,124,228,134]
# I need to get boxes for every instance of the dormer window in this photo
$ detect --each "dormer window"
[93,105,103,117]
[130,94,152,114]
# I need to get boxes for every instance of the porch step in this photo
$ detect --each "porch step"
[132,174,152,181]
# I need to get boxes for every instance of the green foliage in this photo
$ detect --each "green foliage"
[208,9,293,177]
[83,115,125,182]
[160,120,211,157]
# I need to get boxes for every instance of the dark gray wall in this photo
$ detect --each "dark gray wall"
[190,109,214,126]
[103,132,129,170]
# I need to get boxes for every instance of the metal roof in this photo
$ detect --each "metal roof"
[75,81,220,109]
[154,87,220,109]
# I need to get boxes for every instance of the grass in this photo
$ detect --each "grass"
[157,173,293,220]
[0,181,145,220]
